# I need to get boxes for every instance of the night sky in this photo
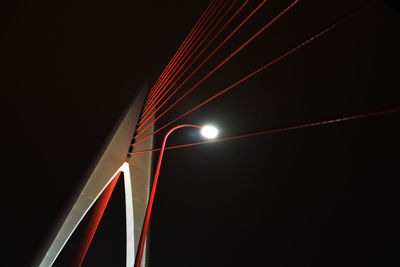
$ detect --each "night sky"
[1,1,399,266]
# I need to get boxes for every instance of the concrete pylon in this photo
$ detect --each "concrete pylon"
[36,83,154,267]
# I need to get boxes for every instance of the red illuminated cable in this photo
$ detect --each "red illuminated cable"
[132,0,377,147]
[145,0,221,109]
[140,0,240,123]
[130,106,400,155]
[136,0,287,136]
[138,0,264,130]
[145,0,218,107]
[144,0,220,109]
[142,0,233,118]
[145,0,217,103]
[144,0,218,106]
[73,171,121,267]
[137,0,265,134]
[143,0,227,115]
[144,0,224,111]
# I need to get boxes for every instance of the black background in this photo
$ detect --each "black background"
[1,0,399,266]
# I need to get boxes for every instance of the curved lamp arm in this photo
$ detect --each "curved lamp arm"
[134,124,201,267]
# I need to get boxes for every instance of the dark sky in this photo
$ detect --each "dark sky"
[1,0,399,266]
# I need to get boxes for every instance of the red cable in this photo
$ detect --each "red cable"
[132,0,377,147]
[138,0,264,130]
[130,106,400,155]
[144,0,220,109]
[145,0,217,103]
[135,0,279,136]
[144,0,218,106]
[142,0,232,119]
[143,0,227,115]
[138,0,248,129]
[145,0,217,107]
[145,0,220,109]
[73,171,121,267]
[140,0,239,123]
[137,0,264,132]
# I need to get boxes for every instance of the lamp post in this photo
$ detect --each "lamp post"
[134,124,218,267]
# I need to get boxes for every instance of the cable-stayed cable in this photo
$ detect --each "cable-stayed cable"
[140,0,242,122]
[144,0,223,110]
[143,0,229,115]
[146,0,217,104]
[132,0,377,147]
[136,0,290,136]
[130,105,399,155]
[144,0,218,106]
[138,0,267,130]
[145,0,219,107]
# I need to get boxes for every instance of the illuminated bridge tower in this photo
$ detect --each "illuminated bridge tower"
[37,83,154,267]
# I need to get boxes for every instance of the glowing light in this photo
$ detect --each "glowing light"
[200,125,218,139]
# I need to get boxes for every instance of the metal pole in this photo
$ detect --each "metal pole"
[134,124,201,267]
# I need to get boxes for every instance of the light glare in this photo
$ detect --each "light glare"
[201,125,218,139]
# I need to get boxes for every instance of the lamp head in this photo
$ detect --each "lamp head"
[200,125,218,139]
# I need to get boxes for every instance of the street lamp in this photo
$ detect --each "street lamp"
[200,125,219,139]
[134,124,218,267]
